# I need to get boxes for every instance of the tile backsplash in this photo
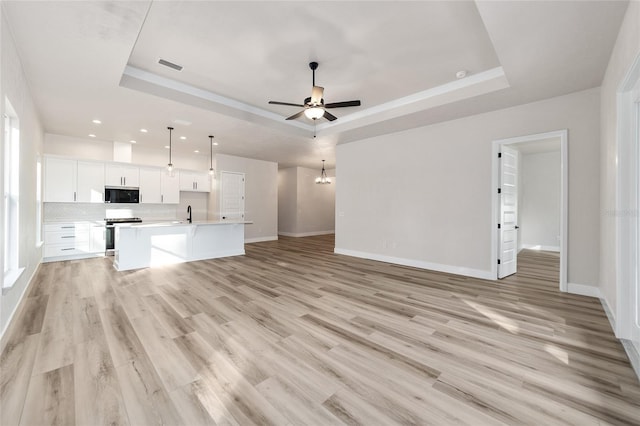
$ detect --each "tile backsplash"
[44,203,179,222]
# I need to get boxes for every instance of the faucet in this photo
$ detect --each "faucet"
[187,205,192,223]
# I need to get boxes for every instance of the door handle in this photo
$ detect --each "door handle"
[515,226,520,229]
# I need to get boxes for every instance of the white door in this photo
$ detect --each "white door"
[498,146,519,278]
[220,172,245,221]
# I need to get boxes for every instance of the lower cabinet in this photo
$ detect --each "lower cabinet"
[43,222,105,261]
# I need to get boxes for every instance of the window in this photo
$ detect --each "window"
[36,157,42,246]
[3,99,22,289]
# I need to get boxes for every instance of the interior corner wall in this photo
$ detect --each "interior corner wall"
[600,0,640,317]
[278,167,298,235]
[215,154,278,242]
[336,87,600,285]
[1,8,45,338]
[295,167,335,236]
[520,151,561,251]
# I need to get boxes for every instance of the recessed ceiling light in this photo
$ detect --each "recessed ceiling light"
[164,145,170,149]
[194,150,199,153]
[130,140,137,144]
[92,119,101,124]
[140,128,148,133]
[180,136,186,140]
[88,134,96,138]
[213,142,218,146]
[456,70,467,79]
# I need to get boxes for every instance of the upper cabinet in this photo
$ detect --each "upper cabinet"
[105,164,139,187]
[44,157,77,202]
[180,171,211,192]
[77,161,105,202]
[139,168,162,204]
[140,167,180,204]
[44,157,104,203]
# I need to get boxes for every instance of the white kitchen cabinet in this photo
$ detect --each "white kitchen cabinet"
[105,163,139,187]
[180,171,211,192]
[90,224,106,253]
[77,161,105,203]
[139,167,162,204]
[44,157,77,202]
[161,171,180,204]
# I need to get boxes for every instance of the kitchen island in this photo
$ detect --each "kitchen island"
[114,220,251,271]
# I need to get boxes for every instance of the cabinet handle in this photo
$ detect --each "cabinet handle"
[161,194,164,203]
[61,236,75,239]
[73,191,77,201]
[61,226,75,229]
[195,182,198,190]
[124,177,126,186]
[61,248,74,251]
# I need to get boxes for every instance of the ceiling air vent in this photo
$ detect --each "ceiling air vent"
[158,58,183,72]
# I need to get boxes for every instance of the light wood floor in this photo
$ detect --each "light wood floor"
[2,235,639,425]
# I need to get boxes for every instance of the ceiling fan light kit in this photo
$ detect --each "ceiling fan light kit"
[269,61,361,123]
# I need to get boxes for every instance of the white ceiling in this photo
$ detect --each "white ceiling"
[2,1,628,169]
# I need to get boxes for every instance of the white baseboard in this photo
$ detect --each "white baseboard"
[621,340,640,381]
[333,248,494,280]
[520,244,560,252]
[567,282,601,298]
[1,263,41,341]
[245,236,278,244]
[600,294,617,333]
[278,230,335,238]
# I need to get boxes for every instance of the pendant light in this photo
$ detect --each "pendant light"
[166,126,174,176]
[315,160,331,184]
[208,135,215,177]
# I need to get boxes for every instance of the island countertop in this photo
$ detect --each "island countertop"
[114,220,249,271]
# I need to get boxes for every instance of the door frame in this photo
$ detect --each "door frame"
[490,129,568,291]
[615,53,640,340]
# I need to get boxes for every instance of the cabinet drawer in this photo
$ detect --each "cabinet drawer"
[45,230,90,245]
[44,223,78,232]
[44,243,91,258]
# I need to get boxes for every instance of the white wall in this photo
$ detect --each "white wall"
[278,167,335,237]
[519,150,561,251]
[213,154,278,242]
[278,167,297,235]
[1,8,45,338]
[600,1,640,316]
[336,87,600,285]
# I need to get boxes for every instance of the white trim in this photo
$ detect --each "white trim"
[567,282,601,298]
[334,248,494,280]
[278,230,334,238]
[0,264,40,340]
[2,267,24,292]
[621,339,640,381]
[491,130,568,291]
[614,52,640,340]
[600,294,617,333]
[519,244,560,252]
[245,236,278,244]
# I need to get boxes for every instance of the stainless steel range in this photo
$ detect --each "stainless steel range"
[105,217,142,254]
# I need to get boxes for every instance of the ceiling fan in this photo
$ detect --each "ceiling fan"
[268,62,361,122]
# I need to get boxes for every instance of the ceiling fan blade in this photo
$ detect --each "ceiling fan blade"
[269,101,305,107]
[285,110,306,120]
[325,100,361,108]
[323,110,338,121]
[310,86,324,105]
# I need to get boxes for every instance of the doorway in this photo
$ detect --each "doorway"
[491,130,568,291]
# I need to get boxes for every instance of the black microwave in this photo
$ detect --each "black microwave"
[104,186,139,203]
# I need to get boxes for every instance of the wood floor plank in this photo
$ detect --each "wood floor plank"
[1,237,638,425]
